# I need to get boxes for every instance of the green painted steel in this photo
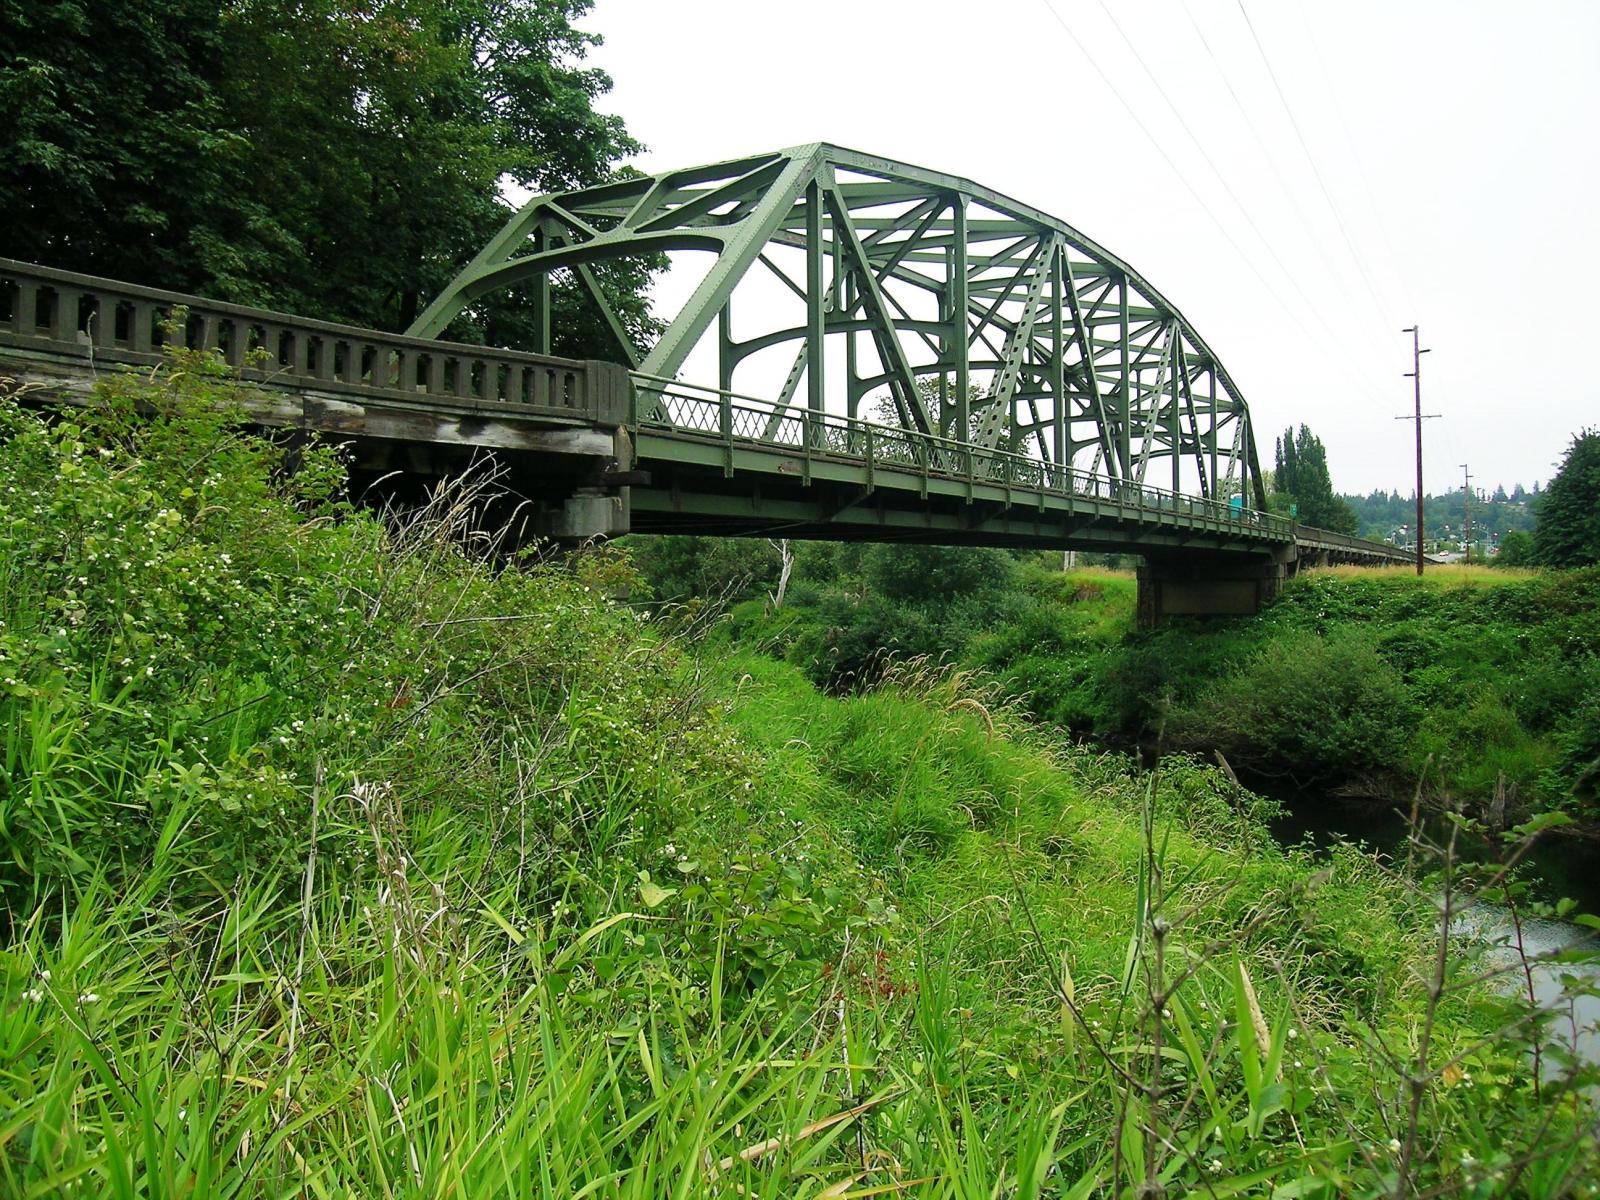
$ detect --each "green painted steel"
[625,373,1292,551]
[412,143,1268,512]
[0,148,1415,566]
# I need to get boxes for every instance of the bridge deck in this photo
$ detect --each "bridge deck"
[629,375,1297,554]
[0,256,1411,567]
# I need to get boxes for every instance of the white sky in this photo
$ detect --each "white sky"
[581,0,1600,495]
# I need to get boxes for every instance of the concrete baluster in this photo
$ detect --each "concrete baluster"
[50,286,83,344]
[91,296,121,349]
[315,337,337,382]
[11,280,39,336]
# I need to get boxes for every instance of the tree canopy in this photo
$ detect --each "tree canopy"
[0,0,656,358]
[1533,428,1600,568]
[1495,529,1534,567]
[1272,424,1358,534]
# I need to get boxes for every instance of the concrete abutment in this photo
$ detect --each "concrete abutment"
[1136,547,1297,628]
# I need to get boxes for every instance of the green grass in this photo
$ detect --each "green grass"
[725,541,1600,822]
[2,368,1597,1196]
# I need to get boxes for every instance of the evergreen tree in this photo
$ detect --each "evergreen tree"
[1533,428,1600,568]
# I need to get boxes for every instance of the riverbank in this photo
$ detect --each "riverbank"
[5,375,1596,1193]
[727,554,1600,848]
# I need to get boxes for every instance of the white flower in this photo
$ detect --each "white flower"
[77,992,99,1005]
[1388,1139,1401,1153]
[1208,1158,1223,1174]
[23,988,43,1003]
[39,969,50,982]
[1287,1027,1299,1040]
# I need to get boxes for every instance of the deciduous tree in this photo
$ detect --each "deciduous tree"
[0,0,656,357]
[1272,424,1357,533]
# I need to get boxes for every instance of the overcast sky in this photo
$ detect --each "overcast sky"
[580,0,1599,495]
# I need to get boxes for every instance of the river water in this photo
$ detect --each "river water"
[1269,793,1600,1075]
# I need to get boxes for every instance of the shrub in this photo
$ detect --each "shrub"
[0,368,751,905]
[1494,528,1534,567]
[1540,687,1600,812]
[784,590,940,691]
[622,533,779,603]
[862,542,1014,604]
[1415,686,1549,802]
[1091,626,1235,736]
[1168,627,1417,784]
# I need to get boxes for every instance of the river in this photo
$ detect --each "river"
[1270,793,1600,1076]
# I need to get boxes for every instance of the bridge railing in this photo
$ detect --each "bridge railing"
[633,374,1292,539]
[1290,524,1413,562]
[0,258,629,426]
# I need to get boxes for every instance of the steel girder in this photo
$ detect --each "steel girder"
[410,143,1267,508]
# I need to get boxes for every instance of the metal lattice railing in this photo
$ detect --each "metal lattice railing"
[633,373,1291,537]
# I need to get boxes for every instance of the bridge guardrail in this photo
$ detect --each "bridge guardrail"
[1290,523,1414,563]
[632,373,1293,541]
[0,258,628,427]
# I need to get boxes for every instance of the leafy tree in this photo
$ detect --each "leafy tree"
[1495,530,1535,568]
[1533,428,1600,568]
[0,1,238,287]
[1273,425,1357,533]
[623,535,778,604]
[863,543,1014,605]
[869,376,988,444]
[0,0,655,357]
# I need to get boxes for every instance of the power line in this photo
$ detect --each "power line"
[1234,1,1399,331]
[1032,0,1396,416]
[1177,0,1402,367]
[1092,0,1363,358]
[1292,3,1419,320]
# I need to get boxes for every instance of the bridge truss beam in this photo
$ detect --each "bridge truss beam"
[411,143,1268,509]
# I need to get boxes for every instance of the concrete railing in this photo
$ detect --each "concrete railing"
[0,258,629,427]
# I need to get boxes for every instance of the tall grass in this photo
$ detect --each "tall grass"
[1301,563,1537,586]
[2,368,1597,1196]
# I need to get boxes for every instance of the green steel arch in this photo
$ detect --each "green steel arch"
[411,143,1268,507]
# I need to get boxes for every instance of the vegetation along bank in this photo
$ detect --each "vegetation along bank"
[2,365,1595,1195]
[641,539,1600,847]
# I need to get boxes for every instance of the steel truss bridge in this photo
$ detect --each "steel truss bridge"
[0,144,1408,622]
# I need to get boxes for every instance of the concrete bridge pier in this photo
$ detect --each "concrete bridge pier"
[1135,546,1296,628]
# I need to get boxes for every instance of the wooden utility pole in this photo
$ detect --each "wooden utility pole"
[1460,463,1474,558]
[1398,327,1438,575]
